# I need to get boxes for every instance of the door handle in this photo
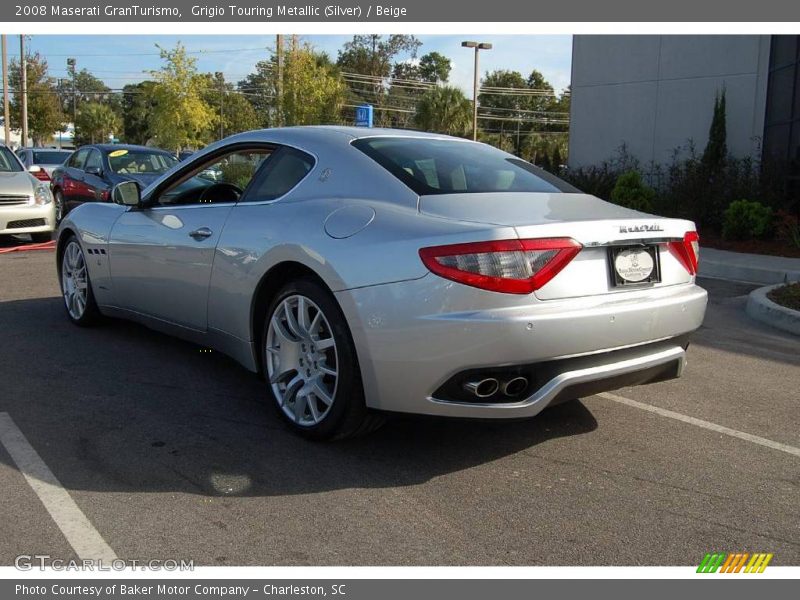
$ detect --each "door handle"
[189,227,213,240]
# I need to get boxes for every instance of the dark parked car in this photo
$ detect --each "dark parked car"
[16,148,72,182]
[50,144,177,221]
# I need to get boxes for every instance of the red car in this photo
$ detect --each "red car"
[50,144,177,222]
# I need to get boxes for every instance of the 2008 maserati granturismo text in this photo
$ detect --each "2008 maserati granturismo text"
[57,127,707,439]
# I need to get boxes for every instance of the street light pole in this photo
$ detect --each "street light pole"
[462,41,492,141]
[67,57,76,142]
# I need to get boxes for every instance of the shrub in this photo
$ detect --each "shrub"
[775,210,800,248]
[610,170,656,212]
[561,144,639,200]
[722,199,773,240]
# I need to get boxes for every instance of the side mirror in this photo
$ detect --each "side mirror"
[85,166,102,176]
[111,181,141,207]
[27,164,41,173]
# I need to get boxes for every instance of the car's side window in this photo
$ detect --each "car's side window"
[153,148,273,208]
[243,147,315,202]
[70,149,90,170]
[85,150,103,173]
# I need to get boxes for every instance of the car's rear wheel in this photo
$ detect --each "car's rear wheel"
[59,236,99,326]
[262,278,384,440]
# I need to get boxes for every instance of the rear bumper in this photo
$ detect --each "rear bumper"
[337,277,707,418]
[0,203,56,235]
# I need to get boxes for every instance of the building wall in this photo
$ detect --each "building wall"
[568,35,772,168]
[763,36,800,200]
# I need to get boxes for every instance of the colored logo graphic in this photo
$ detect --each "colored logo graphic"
[697,553,773,573]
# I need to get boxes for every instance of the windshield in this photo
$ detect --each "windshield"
[0,147,23,173]
[107,149,177,175]
[32,151,71,165]
[352,137,578,195]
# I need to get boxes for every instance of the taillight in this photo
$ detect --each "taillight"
[419,238,582,294]
[30,167,50,182]
[667,231,700,275]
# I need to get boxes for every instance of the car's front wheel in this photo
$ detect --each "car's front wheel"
[262,278,383,440]
[53,189,65,223]
[59,235,99,326]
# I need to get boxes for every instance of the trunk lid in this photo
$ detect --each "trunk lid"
[418,192,696,300]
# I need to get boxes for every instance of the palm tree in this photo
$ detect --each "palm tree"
[75,102,121,144]
[413,85,472,137]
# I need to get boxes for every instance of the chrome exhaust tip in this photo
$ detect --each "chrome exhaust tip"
[463,378,500,399]
[502,376,529,397]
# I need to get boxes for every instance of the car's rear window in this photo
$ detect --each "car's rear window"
[352,137,579,195]
[32,151,70,165]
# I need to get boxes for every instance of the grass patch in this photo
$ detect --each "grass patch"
[767,283,800,311]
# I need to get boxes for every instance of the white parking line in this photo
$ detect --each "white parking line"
[598,392,800,459]
[0,412,117,561]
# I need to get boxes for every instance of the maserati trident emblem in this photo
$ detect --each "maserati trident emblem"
[619,224,664,233]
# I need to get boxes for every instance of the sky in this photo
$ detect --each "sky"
[12,34,573,94]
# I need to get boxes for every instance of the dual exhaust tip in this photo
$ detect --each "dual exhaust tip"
[463,376,528,399]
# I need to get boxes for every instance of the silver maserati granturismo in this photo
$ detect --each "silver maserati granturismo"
[57,127,708,439]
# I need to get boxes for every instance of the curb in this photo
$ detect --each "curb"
[699,260,800,285]
[745,284,800,336]
[0,240,56,254]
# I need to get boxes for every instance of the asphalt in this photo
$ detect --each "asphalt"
[0,249,798,566]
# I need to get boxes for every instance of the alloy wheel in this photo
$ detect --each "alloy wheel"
[61,241,88,320]
[266,294,339,426]
[54,191,64,223]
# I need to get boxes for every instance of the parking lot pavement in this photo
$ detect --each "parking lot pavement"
[0,250,798,566]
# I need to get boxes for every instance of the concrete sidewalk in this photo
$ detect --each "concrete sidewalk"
[699,247,800,284]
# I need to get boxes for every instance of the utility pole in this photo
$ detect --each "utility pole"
[20,35,28,147]
[276,34,283,128]
[461,41,492,141]
[2,35,9,146]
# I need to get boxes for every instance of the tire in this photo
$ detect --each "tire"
[30,232,52,244]
[53,189,65,223]
[58,235,99,326]
[261,278,384,440]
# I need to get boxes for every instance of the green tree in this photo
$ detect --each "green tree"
[58,69,116,115]
[702,89,727,171]
[337,34,421,80]
[418,52,451,83]
[222,91,261,135]
[148,43,216,153]
[9,53,65,146]
[282,45,346,126]
[74,102,121,145]
[338,35,421,126]
[237,59,276,128]
[199,72,260,139]
[479,69,561,155]
[121,81,157,145]
[414,85,472,137]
